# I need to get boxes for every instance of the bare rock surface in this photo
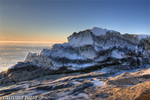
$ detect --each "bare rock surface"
[105,67,150,85]
[0,67,150,100]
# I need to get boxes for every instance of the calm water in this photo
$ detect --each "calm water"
[0,42,53,72]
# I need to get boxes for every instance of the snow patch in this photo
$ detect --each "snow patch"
[111,50,124,59]
[90,27,106,36]
[91,78,104,86]
[138,34,150,40]
[71,81,80,85]
[105,29,120,34]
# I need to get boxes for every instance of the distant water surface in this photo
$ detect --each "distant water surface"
[0,42,53,72]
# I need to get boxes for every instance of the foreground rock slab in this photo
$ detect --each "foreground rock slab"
[0,67,150,100]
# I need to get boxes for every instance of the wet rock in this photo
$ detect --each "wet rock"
[71,82,93,94]
[35,82,73,91]
[0,84,27,96]
[1,67,150,100]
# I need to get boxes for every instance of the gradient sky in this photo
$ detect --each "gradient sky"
[0,0,149,43]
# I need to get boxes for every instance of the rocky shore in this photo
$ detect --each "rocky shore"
[1,66,150,100]
[1,27,150,100]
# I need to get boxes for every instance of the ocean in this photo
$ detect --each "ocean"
[0,42,53,72]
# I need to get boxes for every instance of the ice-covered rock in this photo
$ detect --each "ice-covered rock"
[68,30,94,47]
[68,27,138,51]
[3,27,149,81]
[21,27,150,71]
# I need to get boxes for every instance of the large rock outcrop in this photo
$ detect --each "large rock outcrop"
[1,27,150,84]
[23,27,150,70]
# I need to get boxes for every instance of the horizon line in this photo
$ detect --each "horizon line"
[0,40,64,43]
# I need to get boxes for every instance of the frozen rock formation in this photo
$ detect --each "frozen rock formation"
[0,27,150,85]
[22,27,150,71]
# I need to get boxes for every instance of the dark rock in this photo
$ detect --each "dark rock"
[71,82,93,94]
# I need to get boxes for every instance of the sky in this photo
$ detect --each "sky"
[0,0,149,43]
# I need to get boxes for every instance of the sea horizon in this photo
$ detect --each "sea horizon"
[0,42,54,72]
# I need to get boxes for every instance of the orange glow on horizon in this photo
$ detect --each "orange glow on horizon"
[0,40,65,44]
[0,34,67,44]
